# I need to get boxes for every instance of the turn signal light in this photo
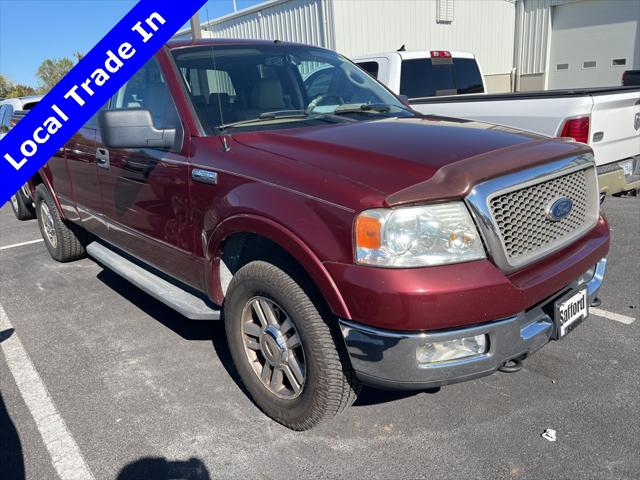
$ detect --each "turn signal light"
[560,116,590,144]
[355,215,381,249]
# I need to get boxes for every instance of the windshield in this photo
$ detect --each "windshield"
[172,44,413,134]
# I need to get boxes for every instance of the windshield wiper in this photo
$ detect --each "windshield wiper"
[332,102,415,115]
[217,110,310,131]
[333,103,392,114]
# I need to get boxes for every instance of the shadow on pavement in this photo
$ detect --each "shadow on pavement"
[354,386,440,407]
[0,336,25,480]
[96,268,244,388]
[117,457,211,480]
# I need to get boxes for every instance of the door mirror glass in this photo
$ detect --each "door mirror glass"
[98,109,176,149]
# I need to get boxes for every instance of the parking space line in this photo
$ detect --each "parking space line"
[0,239,44,251]
[0,302,95,480]
[591,307,636,325]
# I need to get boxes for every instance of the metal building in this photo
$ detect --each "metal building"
[176,0,640,92]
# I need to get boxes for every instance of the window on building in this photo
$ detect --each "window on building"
[582,61,597,69]
[611,58,627,67]
[357,62,380,79]
[556,63,569,71]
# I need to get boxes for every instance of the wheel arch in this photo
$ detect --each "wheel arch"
[207,214,351,320]
[31,168,66,219]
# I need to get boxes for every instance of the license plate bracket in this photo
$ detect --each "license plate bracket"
[553,288,589,339]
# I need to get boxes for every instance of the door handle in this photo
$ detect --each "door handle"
[96,148,110,169]
[192,169,218,185]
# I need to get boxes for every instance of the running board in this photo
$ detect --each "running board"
[86,242,220,320]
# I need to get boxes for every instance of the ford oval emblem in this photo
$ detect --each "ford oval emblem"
[546,197,573,222]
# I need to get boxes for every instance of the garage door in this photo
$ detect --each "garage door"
[547,0,640,89]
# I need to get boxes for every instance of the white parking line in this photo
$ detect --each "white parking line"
[0,238,44,251]
[0,302,95,480]
[591,307,636,325]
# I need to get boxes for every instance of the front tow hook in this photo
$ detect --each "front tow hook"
[498,357,524,373]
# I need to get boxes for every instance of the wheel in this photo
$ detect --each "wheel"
[224,260,360,430]
[35,184,86,262]
[9,186,36,221]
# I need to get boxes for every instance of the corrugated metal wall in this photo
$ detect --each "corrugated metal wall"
[517,0,551,75]
[331,0,516,75]
[202,0,330,49]
[191,0,516,76]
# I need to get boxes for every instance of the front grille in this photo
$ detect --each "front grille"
[490,169,589,260]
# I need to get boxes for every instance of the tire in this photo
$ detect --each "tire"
[224,260,360,430]
[35,184,86,262]
[10,187,36,221]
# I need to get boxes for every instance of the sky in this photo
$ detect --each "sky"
[0,0,264,87]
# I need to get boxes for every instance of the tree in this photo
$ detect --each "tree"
[7,84,37,98]
[0,73,12,98]
[36,57,75,92]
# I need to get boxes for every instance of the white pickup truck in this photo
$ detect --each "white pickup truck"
[351,50,640,195]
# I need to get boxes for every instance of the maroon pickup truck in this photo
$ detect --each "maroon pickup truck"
[29,39,609,430]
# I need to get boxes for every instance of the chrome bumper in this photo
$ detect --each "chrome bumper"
[339,257,607,390]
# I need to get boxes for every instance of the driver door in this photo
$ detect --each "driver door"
[96,57,198,287]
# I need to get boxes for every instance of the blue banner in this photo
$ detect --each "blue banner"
[0,0,206,206]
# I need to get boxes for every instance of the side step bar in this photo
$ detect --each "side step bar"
[86,242,221,320]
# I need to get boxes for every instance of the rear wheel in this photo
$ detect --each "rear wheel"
[35,185,86,262]
[224,260,360,430]
[10,186,36,221]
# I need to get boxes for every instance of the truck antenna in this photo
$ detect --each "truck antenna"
[204,3,230,152]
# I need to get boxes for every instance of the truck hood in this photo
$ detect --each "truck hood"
[232,116,592,208]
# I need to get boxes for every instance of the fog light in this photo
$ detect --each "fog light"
[416,335,488,365]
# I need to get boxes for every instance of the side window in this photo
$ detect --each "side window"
[358,61,379,78]
[110,58,179,130]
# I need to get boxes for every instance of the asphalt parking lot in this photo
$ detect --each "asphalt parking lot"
[0,196,638,480]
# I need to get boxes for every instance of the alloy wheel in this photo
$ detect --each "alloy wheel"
[241,296,306,399]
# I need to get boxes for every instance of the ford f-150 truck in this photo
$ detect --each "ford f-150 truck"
[25,39,609,430]
[353,50,640,195]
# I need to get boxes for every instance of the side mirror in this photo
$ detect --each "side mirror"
[99,109,176,150]
[397,94,410,106]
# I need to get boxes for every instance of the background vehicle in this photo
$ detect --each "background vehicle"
[354,50,640,195]
[1,96,42,220]
[622,70,640,86]
[28,40,608,430]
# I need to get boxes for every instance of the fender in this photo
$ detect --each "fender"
[34,165,67,219]
[206,214,351,319]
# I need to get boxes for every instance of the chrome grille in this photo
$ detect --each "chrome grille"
[465,154,600,273]
[490,169,588,259]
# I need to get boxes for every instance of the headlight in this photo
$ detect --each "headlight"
[355,203,486,267]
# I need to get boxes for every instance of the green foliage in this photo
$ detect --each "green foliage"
[8,84,38,98]
[36,57,75,92]
[1,53,84,98]
[0,73,12,98]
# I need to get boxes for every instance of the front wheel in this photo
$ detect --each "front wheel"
[224,260,360,430]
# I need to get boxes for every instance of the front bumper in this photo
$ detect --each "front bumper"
[598,156,640,195]
[339,257,607,390]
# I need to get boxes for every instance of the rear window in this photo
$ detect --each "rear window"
[400,57,484,98]
[358,61,379,78]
